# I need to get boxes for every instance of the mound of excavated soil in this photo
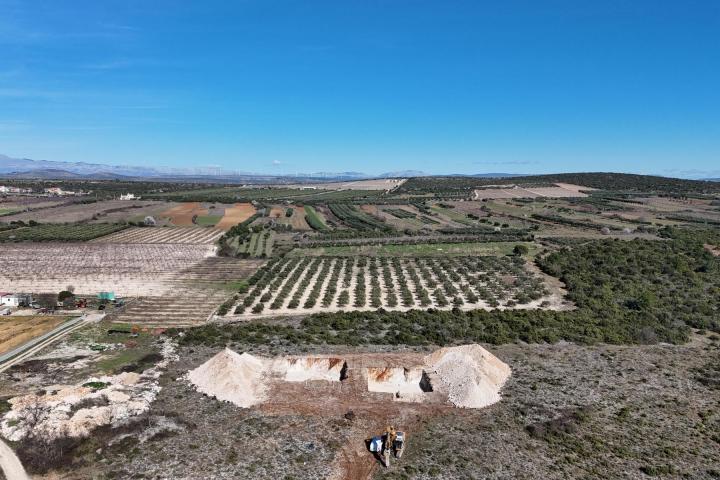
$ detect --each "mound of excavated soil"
[187,349,268,408]
[187,345,511,410]
[424,344,511,408]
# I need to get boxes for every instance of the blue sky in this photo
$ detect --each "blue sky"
[0,0,719,177]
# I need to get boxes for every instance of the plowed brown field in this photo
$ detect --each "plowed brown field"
[216,203,256,230]
[160,202,207,226]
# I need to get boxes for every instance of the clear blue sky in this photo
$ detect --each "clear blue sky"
[1,0,718,177]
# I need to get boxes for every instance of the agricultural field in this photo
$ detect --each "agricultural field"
[160,202,209,226]
[0,223,127,242]
[233,230,275,257]
[0,207,19,215]
[289,241,538,257]
[269,205,311,230]
[473,183,592,200]
[2,173,720,480]
[0,199,173,224]
[194,214,222,226]
[0,315,70,355]
[226,253,566,317]
[304,205,329,231]
[90,226,224,245]
[282,178,406,190]
[0,243,217,296]
[430,203,479,226]
[160,201,257,230]
[0,197,70,215]
[328,203,393,231]
[215,203,256,230]
[149,186,385,203]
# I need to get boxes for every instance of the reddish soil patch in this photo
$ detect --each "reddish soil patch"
[258,352,454,479]
[704,244,720,256]
[216,203,256,230]
[289,206,310,230]
[360,204,379,216]
[269,207,285,218]
[160,202,207,226]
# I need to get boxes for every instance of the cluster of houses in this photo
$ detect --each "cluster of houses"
[0,185,92,196]
[0,185,32,194]
[43,187,89,196]
[0,293,34,314]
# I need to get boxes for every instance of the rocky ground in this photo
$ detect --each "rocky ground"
[3,331,719,479]
[377,333,720,480]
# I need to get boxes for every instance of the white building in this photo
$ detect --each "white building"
[0,293,32,307]
[0,185,32,194]
[119,193,139,200]
[44,187,66,195]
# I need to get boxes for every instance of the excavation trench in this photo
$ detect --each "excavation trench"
[188,344,510,410]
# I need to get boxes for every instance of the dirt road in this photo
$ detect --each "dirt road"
[0,438,29,480]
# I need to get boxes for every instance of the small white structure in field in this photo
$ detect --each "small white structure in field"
[119,193,138,200]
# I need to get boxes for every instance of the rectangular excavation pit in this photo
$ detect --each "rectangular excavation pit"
[272,357,347,382]
[366,367,433,399]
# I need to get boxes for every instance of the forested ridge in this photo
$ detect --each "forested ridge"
[396,173,720,196]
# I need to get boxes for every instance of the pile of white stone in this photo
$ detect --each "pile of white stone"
[1,340,177,441]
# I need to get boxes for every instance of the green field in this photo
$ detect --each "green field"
[431,205,476,226]
[304,205,328,231]
[195,215,223,226]
[149,187,384,203]
[288,241,538,257]
[0,223,128,242]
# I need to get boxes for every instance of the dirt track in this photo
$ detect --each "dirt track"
[0,438,29,480]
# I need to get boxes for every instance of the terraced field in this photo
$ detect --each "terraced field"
[108,257,263,326]
[227,254,567,317]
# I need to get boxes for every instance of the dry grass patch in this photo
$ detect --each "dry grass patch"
[0,315,69,355]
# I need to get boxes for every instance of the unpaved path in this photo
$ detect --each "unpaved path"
[0,438,29,480]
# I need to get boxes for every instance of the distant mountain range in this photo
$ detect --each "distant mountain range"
[0,155,520,182]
